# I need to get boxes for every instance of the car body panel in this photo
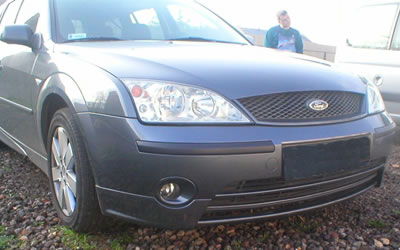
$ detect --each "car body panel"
[57,42,368,101]
[0,43,37,148]
[74,111,394,228]
[34,50,135,117]
[76,111,393,197]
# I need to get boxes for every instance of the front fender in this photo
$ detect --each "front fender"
[35,73,87,155]
[36,72,88,115]
[33,50,138,153]
[47,52,137,118]
[33,51,137,118]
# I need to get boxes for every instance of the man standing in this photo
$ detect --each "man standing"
[264,10,303,54]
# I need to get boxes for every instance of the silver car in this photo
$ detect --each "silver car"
[0,0,396,231]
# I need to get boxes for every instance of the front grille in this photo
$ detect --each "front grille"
[238,91,363,123]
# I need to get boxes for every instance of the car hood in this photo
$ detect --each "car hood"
[55,41,366,99]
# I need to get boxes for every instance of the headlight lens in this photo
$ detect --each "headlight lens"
[123,80,251,123]
[367,81,385,114]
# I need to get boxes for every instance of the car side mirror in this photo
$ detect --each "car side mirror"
[0,24,41,50]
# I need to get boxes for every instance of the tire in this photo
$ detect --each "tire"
[47,108,105,232]
[395,129,400,146]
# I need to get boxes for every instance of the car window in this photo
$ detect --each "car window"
[130,8,164,40]
[167,4,221,39]
[346,4,398,49]
[0,0,22,30]
[15,0,42,32]
[392,11,400,50]
[53,0,248,44]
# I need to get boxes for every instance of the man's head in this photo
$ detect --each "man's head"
[277,10,291,29]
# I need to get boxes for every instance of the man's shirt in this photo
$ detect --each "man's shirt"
[264,25,303,54]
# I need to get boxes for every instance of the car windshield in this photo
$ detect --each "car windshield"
[53,0,249,45]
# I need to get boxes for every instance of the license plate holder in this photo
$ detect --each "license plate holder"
[282,137,370,180]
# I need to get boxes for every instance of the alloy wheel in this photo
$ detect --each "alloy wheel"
[51,127,77,216]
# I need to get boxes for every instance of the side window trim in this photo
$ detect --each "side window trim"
[14,0,24,23]
[0,4,6,23]
[15,0,40,32]
[0,0,23,28]
[390,4,400,50]
[0,0,16,24]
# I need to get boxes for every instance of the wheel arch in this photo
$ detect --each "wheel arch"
[36,73,88,152]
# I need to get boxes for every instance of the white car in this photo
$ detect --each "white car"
[335,0,400,126]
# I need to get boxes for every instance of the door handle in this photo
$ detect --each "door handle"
[373,74,384,86]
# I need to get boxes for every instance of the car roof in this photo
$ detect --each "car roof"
[359,0,400,6]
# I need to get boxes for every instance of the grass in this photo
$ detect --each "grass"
[1,166,12,173]
[256,231,270,244]
[54,226,137,250]
[0,225,21,250]
[368,219,386,229]
[231,239,242,250]
[109,231,138,250]
[0,226,11,250]
[33,221,45,227]
[289,216,317,233]
[56,226,97,250]
[110,241,124,250]
[262,231,270,242]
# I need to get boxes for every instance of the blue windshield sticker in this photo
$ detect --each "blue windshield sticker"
[68,33,87,40]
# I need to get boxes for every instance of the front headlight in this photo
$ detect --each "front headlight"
[123,80,251,124]
[367,81,385,114]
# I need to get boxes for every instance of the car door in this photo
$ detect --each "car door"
[0,0,25,138]
[335,2,400,124]
[0,0,42,150]
[385,11,400,123]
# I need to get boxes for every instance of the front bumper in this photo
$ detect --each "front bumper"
[77,112,395,228]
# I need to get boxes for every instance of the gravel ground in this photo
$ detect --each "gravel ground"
[0,144,399,250]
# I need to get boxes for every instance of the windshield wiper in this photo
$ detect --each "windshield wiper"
[62,37,123,43]
[168,37,247,45]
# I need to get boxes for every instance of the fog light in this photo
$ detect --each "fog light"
[156,178,197,206]
[160,183,181,200]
